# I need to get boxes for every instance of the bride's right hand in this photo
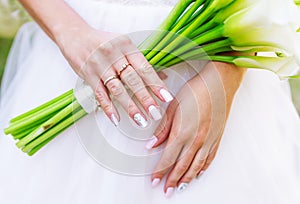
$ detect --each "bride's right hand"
[56,27,173,127]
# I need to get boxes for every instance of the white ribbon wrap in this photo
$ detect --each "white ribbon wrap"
[74,82,98,114]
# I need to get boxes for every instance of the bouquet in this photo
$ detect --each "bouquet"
[4,0,300,155]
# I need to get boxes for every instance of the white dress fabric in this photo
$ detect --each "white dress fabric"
[0,0,300,204]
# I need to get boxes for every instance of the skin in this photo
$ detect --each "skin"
[19,0,171,127]
[150,61,246,196]
[19,0,246,196]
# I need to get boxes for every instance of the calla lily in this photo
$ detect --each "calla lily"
[232,55,300,78]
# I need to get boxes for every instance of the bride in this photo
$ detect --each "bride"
[0,0,300,203]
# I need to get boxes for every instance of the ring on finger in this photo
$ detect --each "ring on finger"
[118,63,131,76]
[103,75,119,86]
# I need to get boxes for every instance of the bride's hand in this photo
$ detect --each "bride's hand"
[57,27,173,127]
[146,61,246,197]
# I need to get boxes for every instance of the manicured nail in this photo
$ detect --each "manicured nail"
[146,136,158,150]
[177,183,188,193]
[151,178,160,188]
[111,114,119,127]
[160,89,173,102]
[165,187,175,198]
[133,113,148,128]
[148,105,162,121]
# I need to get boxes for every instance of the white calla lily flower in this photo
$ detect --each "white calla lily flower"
[233,55,300,78]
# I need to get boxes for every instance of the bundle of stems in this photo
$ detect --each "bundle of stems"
[4,0,300,155]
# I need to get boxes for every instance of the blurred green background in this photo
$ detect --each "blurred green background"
[0,38,13,84]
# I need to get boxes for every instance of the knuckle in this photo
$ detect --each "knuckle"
[81,67,95,79]
[139,94,152,104]
[95,90,107,102]
[176,135,187,145]
[177,163,189,173]
[139,63,154,75]
[193,160,205,171]
[123,70,142,87]
[160,158,173,170]
[127,103,137,115]
[102,103,112,112]
[183,175,194,182]
[99,43,114,56]
[118,36,132,47]
[107,81,123,97]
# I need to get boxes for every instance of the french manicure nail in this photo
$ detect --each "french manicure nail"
[111,114,119,127]
[165,187,175,198]
[148,105,162,121]
[151,178,160,188]
[146,136,158,150]
[160,89,173,103]
[133,113,148,128]
[177,183,188,193]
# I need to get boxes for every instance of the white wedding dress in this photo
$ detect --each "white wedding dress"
[0,0,300,203]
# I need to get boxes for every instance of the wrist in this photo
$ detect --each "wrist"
[202,61,246,107]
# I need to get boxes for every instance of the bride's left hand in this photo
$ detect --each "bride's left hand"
[146,61,246,197]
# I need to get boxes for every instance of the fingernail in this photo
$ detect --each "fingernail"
[146,136,158,150]
[148,105,162,121]
[160,89,173,103]
[111,114,119,127]
[165,187,175,198]
[133,113,148,128]
[197,170,205,179]
[151,178,160,188]
[177,183,188,193]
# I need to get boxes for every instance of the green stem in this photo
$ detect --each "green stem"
[145,0,205,60]
[139,0,194,55]
[198,55,236,63]
[12,127,37,140]
[160,39,233,68]
[4,94,74,135]
[10,90,73,123]
[16,101,81,148]
[153,24,224,66]
[27,108,88,156]
[190,18,217,39]
[147,1,218,66]
[8,111,61,136]
[22,108,87,153]
[183,0,212,28]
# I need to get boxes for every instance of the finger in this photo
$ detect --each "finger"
[101,71,148,128]
[151,117,184,193]
[114,58,162,121]
[83,73,120,127]
[116,36,173,103]
[164,143,199,193]
[164,126,205,193]
[177,146,208,189]
[201,138,221,171]
[145,99,178,150]
[94,79,120,127]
